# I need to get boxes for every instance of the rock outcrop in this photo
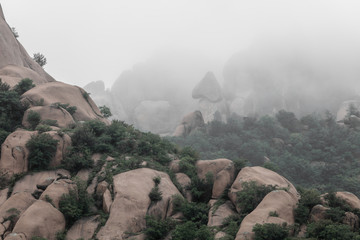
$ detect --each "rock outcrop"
[66,215,100,240]
[192,72,222,103]
[208,200,237,227]
[0,192,36,224]
[21,81,108,123]
[229,166,299,211]
[173,111,205,137]
[0,5,54,87]
[96,168,181,240]
[235,190,298,240]
[12,200,65,240]
[0,130,36,176]
[39,179,77,208]
[196,158,235,199]
[22,105,76,128]
[336,191,360,209]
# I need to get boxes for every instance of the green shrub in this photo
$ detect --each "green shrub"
[35,124,52,133]
[306,220,359,240]
[33,52,47,67]
[236,181,276,214]
[41,119,58,127]
[144,215,175,240]
[52,102,77,115]
[294,188,321,224]
[99,105,112,118]
[62,147,93,173]
[26,133,58,170]
[222,215,243,238]
[27,110,41,130]
[171,221,198,240]
[172,196,209,225]
[253,223,288,240]
[149,186,162,202]
[13,78,35,95]
[326,207,345,223]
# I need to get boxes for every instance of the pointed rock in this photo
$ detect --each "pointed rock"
[192,72,222,102]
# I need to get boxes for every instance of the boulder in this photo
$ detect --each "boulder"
[11,169,70,196]
[310,204,329,222]
[4,233,27,240]
[21,81,109,123]
[22,105,75,128]
[336,191,360,209]
[196,159,235,199]
[0,188,8,207]
[229,166,299,212]
[39,179,77,208]
[103,189,112,214]
[0,129,36,176]
[192,72,222,103]
[343,212,359,231]
[96,168,181,239]
[0,192,36,226]
[36,178,54,191]
[12,200,65,240]
[173,111,205,137]
[215,231,227,240]
[66,215,100,240]
[96,181,109,198]
[208,200,237,227]
[235,190,298,240]
[169,159,180,173]
[175,173,192,201]
[76,169,91,183]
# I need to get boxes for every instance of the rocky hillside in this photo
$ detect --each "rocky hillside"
[2,4,360,240]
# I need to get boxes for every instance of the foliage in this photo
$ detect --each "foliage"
[52,102,77,116]
[99,105,112,118]
[62,147,93,173]
[13,78,35,95]
[41,119,58,127]
[26,133,58,170]
[221,215,243,238]
[149,186,162,202]
[11,27,19,38]
[236,181,276,214]
[306,220,359,240]
[27,110,41,130]
[144,215,175,240]
[172,195,209,225]
[33,52,47,67]
[171,221,214,240]
[294,187,321,224]
[253,223,288,240]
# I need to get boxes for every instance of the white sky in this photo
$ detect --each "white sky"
[1,0,360,88]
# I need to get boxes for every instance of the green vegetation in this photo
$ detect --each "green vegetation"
[99,105,112,118]
[253,223,289,240]
[294,187,321,224]
[144,215,175,240]
[26,133,58,170]
[52,102,77,116]
[306,220,360,240]
[27,110,41,130]
[13,78,35,95]
[169,109,360,196]
[149,176,162,202]
[33,52,47,67]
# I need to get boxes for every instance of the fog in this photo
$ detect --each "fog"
[2,0,360,133]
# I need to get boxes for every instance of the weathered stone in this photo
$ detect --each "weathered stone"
[175,173,192,201]
[310,204,329,222]
[39,179,77,208]
[103,189,112,214]
[0,188,8,206]
[173,111,205,137]
[208,200,237,227]
[343,212,359,231]
[36,178,55,190]
[66,215,100,240]
[192,72,222,102]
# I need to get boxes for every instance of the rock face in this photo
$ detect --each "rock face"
[336,100,360,122]
[0,130,36,176]
[21,81,108,123]
[196,159,235,199]
[235,190,298,240]
[12,200,65,240]
[66,215,100,240]
[0,5,54,87]
[192,72,222,103]
[0,188,8,206]
[22,105,76,128]
[208,200,237,227]
[229,166,299,211]
[96,168,181,240]
[173,111,205,137]
[11,169,70,196]
[0,192,36,224]
[39,179,77,208]
[336,191,360,209]
[310,204,329,222]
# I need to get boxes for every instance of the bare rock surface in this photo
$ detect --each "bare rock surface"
[208,200,237,227]
[173,111,205,137]
[96,168,181,240]
[103,189,112,214]
[21,81,108,123]
[336,191,360,209]
[11,169,70,196]
[12,200,65,240]
[4,233,27,240]
[0,188,8,207]
[235,190,298,240]
[229,166,298,211]
[192,72,222,102]
[22,105,75,128]
[310,204,329,222]
[0,192,36,224]
[175,173,192,201]
[66,215,100,240]
[196,158,235,199]
[39,179,77,208]
[0,130,36,176]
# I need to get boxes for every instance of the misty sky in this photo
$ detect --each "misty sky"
[1,0,360,88]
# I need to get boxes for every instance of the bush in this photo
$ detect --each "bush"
[33,52,47,67]
[306,220,359,240]
[27,110,41,130]
[236,181,276,214]
[171,221,198,240]
[26,133,58,170]
[13,78,35,95]
[149,186,162,202]
[62,147,93,173]
[294,188,321,224]
[99,105,112,118]
[35,124,52,133]
[253,223,288,240]
[144,215,175,240]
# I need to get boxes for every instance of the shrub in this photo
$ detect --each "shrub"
[99,105,112,118]
[149,186,162,202]
[236,181,276,214]
[41,119,58,127]
[33,52,47,67]
[13,78,35,95]
[144,215,175,240]
[26,133,58,170]
[306,220,359,240]
[253,223,288,240]
[52,102,77,116]
[62,147,93,173]
[294,188,321,224]
[27,110,41,130]
[171,221,198,240]
[35,124,52,133]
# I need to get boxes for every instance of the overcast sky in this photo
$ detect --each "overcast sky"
[1,0,360,88]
